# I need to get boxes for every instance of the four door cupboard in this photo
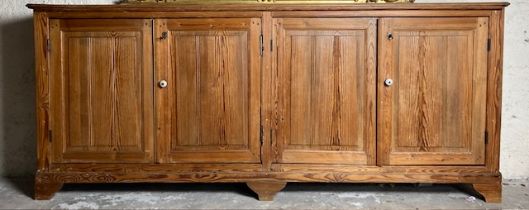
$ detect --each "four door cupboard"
[28,2,508,202]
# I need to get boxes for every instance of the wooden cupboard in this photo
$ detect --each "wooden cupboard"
[29,2,508,203]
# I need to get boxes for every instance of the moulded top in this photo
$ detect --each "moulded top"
[27,2,510,12]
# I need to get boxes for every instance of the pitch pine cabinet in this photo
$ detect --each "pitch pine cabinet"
[28,3,508,202]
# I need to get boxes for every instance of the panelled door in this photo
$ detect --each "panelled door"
[378,18,489,165]
[155,18,262,163]
[49,19,154,163]
[272,18,377,165]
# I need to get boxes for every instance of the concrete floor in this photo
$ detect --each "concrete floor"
[1,177,529,209]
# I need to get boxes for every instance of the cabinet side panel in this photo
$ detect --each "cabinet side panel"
[35,12,50,170]
[486,10,504,172]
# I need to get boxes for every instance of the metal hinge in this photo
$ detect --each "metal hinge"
[269,128,273,146]
[487,38,492,52]
[46,39,51,52]
[270,39,273,52]
[485,131,489,144]
[259,125,264,145]
[48,130,52,142]
[259,33,264,56]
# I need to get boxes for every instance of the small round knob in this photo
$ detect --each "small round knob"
[159,80,168,88]
[384,79,394,87]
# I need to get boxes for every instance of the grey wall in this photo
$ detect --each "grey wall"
[0,0,117,177]
[0,0,527,178]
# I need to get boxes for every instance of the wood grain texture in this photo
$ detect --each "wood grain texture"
[270,10,494,18]
[247,181,287,201]
[121,0,415,4]
[34,12,50,171]
[27,3,510,12]
[25,10,496,19]
[35,170,501,184]
[272,164,495,175]
[261,12,274,170]
[486,10,505,173]
[378,17,489,166]
[30,3,507,202]
[48,163,496,176]
[472,176,502,203]
[155,18,261,163]
[273,18,376,165]
[50,163,266,173]
[49,19,154,163]
[34,175,63,200]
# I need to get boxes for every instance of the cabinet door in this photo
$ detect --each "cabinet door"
[49,19,154,163]
[272,18,377,165]
[378,18,489,165]
[155,19,261,163]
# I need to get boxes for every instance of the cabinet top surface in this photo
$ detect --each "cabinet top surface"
[27,2,509,12]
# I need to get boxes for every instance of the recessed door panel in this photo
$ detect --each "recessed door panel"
[273,18,377,165]
[155,18,261,163]
[378,18,489,165]
[49,19,154,163]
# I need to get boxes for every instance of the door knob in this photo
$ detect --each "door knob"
[384,79,394,86]
[159,80,168,88]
